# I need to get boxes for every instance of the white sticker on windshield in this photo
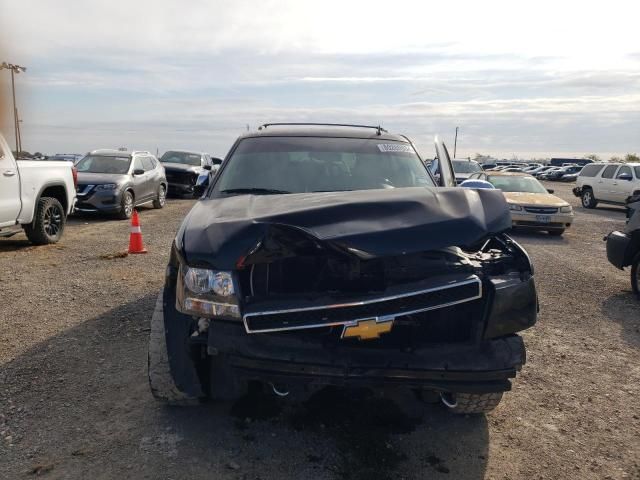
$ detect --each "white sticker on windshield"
[377,144,413,153]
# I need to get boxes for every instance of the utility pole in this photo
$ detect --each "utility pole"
[453,126,459,159]
[1,62,27,157]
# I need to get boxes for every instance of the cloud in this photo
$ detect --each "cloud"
[1,0,639,157]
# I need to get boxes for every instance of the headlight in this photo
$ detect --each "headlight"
[560,205,573,213]
[184,268,235,296]
[177,266,240,319]
[96,183,118,190]
[509,204,523,212]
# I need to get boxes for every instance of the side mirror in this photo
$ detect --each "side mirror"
[547,188,555,194]
[203,164,212,171]
[194,184,206,197]
[618,173,633,181]
[133,168,145,175]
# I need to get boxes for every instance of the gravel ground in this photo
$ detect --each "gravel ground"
[0,184,638,480]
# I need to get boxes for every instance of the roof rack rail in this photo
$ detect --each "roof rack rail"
[258,122,387,136]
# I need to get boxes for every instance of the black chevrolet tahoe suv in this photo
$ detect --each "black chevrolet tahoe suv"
[148,123,538,414]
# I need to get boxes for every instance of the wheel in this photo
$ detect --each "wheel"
[118,190,134,219]
[23,197,65,245]
[440,392,503,415]
[153,184,166,209]
[631,252,640,299]
[148,291,199,405]
[581,188,598,209]
[548,229,565,236]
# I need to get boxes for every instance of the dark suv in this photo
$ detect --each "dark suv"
[75,150,167,219]
[159,150,221,197]
[148,124,538,414]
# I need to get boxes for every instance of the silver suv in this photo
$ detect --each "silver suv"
[573,163,640,209]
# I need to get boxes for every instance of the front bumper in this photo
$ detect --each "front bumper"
[207,320,525,393]
[167,182,195,195]
[74,188,123,213]
[510,211,573,231]
[160,271,536,398]
[606,231,633,269]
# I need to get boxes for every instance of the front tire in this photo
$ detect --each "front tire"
[581,188,598,209]
[153,184,166,209]
[148,291,199,405]
[548,229,565,237]
[441,392,503,415]
[631,253,640,299]
[23,197,65,245]
[118,190,134,219]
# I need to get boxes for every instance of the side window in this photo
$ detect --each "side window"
[133,157,145,172]
[141,157,155,171]
[601,165,618,179]
[579,164,604,177]
[617,165,632,178]
[635,166,640,179]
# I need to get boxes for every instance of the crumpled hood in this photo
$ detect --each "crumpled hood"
[181,186,512,270]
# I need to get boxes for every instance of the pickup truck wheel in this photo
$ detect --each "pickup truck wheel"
[148,292,200,405]
[440,392,503,415]
[24,197,65,245]
[631,253,640,299]
[581,188,598,208]
[548,229,565,237]
[153,184,166,209]
[118,191,134,219]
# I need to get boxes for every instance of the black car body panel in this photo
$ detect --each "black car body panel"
[155,127,538,402]
[606,197,640,269]
[181,187,512,270]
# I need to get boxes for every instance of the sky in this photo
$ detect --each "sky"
[1,0,639,159]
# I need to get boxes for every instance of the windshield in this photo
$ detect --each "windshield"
[76,155,131,174]
[487,175,549,194]
[212,137,434,195]
[452,160,482,174]
[160,151,202,166]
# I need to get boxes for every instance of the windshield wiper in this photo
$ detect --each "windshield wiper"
[220,188,291,195]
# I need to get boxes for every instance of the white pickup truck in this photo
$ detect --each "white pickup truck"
[0,133,77,244]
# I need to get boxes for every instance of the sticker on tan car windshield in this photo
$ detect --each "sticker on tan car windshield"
[377,144,413,153]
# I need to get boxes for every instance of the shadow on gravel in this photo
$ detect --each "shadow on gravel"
[601,292,640,348]
[0,294,489,480]
[0,237,67,253]
[509,230,570,245]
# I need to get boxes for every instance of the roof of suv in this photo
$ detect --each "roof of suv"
[238,124,410,143]
[88,149,153,157]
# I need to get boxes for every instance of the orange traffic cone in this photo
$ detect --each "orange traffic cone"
[128,210,147,254]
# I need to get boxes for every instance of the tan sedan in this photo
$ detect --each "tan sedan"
[467,171,574,236]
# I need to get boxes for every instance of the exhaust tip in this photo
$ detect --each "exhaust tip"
[440,392,458,409]
[269,382,290,397]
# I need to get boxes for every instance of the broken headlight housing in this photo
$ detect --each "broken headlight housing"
[176,265,240,319]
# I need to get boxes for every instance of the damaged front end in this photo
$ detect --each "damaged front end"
[159,187,537,401]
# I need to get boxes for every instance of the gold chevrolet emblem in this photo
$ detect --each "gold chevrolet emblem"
[341,318,393,340]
